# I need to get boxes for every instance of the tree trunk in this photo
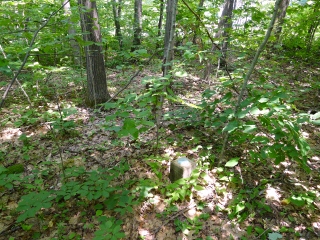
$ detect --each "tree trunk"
[274,0,290,43]
[215,0,235,57]
[153,0,178,137]
[63,0,81,65]
[112,0,123,50]
[204,0,235,80]
[78,0,111,107]
[156,0,165,50]
[306,21,320,51]
[131,0,142,51]
[163,0,178,76]
[306,1,320,51]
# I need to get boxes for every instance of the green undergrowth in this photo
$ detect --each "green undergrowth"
[0,161,140,240]
[1,57,320,239]
[99,60,319,238]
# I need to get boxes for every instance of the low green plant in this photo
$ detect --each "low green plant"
[17,190,55,222]
[0,169,24,190]
[245,226,284,240]
[227,185,272,222]
[196,83,311,171]
[5,164,24,174]
[104,94,154,139]
[13,109,39,127]
[18,133,33,161]
[165,169,205,203]
[174,212,209,236]
[103,77,172,140]
[289,191,316,208]
[11,161,139,238]
[94,217,125,240]
[174,217,202,235]
[50,107,78,138]
[0,150,5,161]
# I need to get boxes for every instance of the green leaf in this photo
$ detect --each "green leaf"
[258,97,269,103]
[221,92,232,103]
[118,118,139,139]
[219,176,229,181]
[275,150,285,164]
[140,120,155,126]
[104,102,117,110]
[290,195,305,207]
[107,126,121,132]
[223,120,239,133]
[118,112,130,117]
[0,166,8,175]
[62,107,77,117]
[237,108,251,118]
[225,158,239,167]
[311,119,320,125]
[135,110,150,118]
[96,210,103,216]
[255,227,264,234]
[250,136,269,144]
[134,49,148,57]
[243,124,257,133]
[235,202,245,213]
[239,98,253,108]
[82,41,95,46]
[194,185,205,191]
[311,111,320,120]
[102,190,110,198]
[112,224,121,234]
[105,115,116,121]
[310,112,320,125]
[250,107,261,115]
[268,232,283,240]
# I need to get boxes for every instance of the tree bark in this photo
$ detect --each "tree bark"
[112,0,123,50]
[78,0,111,107]
[156,0,165,50]
[163,0,178,76]
[63,0,81,65]
[217,0,235,55]
[153,0,178,140]
[274,0,290,43]
[204,0,235,80]
[131,0,142,51]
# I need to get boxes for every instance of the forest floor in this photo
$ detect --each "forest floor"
[0,56,320,240]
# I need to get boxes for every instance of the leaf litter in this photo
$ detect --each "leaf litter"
[0,64,320,239]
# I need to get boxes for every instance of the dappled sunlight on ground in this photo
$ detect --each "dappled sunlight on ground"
[0,127,23,141]
[1,62,320,239]
[265,185,282,202]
